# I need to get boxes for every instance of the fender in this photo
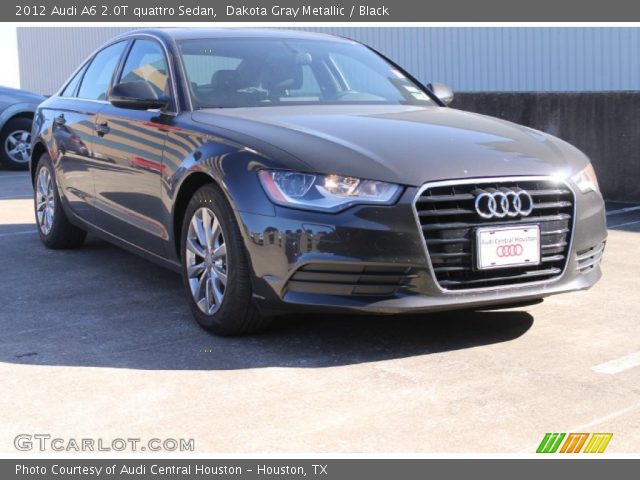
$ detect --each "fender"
[166,141,278,260]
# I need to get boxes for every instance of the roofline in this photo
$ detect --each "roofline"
[112,28,355,44]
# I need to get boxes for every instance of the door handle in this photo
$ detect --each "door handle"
[54,114,66,126]
[95,122,110,136]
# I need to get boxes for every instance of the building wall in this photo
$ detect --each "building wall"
[453,92,640,202]
[17,27,640,95]
[17,27,131,94]
[302,27,640,92]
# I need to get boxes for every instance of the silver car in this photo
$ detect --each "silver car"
[0,86,44,170]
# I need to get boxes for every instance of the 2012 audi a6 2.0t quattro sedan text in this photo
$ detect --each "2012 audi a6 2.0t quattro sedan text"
[30,29,607,335]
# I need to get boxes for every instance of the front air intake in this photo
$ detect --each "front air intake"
[286,264,416,297]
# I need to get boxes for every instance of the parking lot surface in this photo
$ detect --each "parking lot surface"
[1,169,639,453]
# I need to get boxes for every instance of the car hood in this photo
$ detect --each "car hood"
[192,105,585,186]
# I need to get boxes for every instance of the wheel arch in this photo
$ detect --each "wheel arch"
[2,110,35,124]
[168,144,276,270]
[172,171,220,260]
[0,105,36,134]
[29,141,48,185]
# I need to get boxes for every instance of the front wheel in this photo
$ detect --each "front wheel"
[180,184,271,335]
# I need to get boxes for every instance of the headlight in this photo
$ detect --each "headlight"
[257,170,402,212]
[571,163,600,194]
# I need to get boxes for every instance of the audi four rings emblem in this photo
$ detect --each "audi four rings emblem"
[473,188,534,219]
[496,244,524,257]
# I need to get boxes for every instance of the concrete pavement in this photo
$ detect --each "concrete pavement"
[1,170,639,453]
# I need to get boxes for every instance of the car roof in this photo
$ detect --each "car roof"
[115,28,355,44]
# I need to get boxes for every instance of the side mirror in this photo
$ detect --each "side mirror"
[108,81,170,110]
[427,82,454,106]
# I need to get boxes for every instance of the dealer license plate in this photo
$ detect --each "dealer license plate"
[475,225,541,270]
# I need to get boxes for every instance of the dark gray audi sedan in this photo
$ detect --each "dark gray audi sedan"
[30,28,606,335]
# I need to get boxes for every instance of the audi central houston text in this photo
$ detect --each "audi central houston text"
[30,28,607,335]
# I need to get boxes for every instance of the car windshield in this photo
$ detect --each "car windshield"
[178,37,437,109]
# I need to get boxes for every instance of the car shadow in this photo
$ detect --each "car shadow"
[0,224,534,371]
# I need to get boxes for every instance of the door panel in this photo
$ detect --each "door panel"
[52,40,128,224]
[91,107,169,253]
[90,38,174,255]
[50,99,100,222]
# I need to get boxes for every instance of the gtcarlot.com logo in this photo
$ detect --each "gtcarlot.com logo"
[536,432,613,453]
[14,434,195,452]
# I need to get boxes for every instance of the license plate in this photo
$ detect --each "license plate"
[476,225,541,270]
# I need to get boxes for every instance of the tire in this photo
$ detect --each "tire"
[34,153,87,249]
[180,184,271,335]
[0,117,33,170]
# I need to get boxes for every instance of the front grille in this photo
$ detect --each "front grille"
[286,264,416,297]
[576,242,605,273]
[414,178,574,290]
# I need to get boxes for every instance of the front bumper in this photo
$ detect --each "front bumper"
[237,184,607,316]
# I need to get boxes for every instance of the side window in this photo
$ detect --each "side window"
[119,39,169,97]
[77,42,126,101]
[60,64,87,97]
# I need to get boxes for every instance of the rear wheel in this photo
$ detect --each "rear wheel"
[34,153,86,249]
[180,184,271,335]
[1,117,32,170]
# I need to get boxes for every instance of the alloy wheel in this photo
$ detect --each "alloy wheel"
[35,166,55,235]
[5,130,31,164]
[185,207,228,315]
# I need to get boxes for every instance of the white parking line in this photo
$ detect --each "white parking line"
[607,205,640,216]
[609,219,640,229]
[0,230,35,238]
[0,195,31,200]
[568,401,640,431]
[592,352,640,375]
[0,175,29,180]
